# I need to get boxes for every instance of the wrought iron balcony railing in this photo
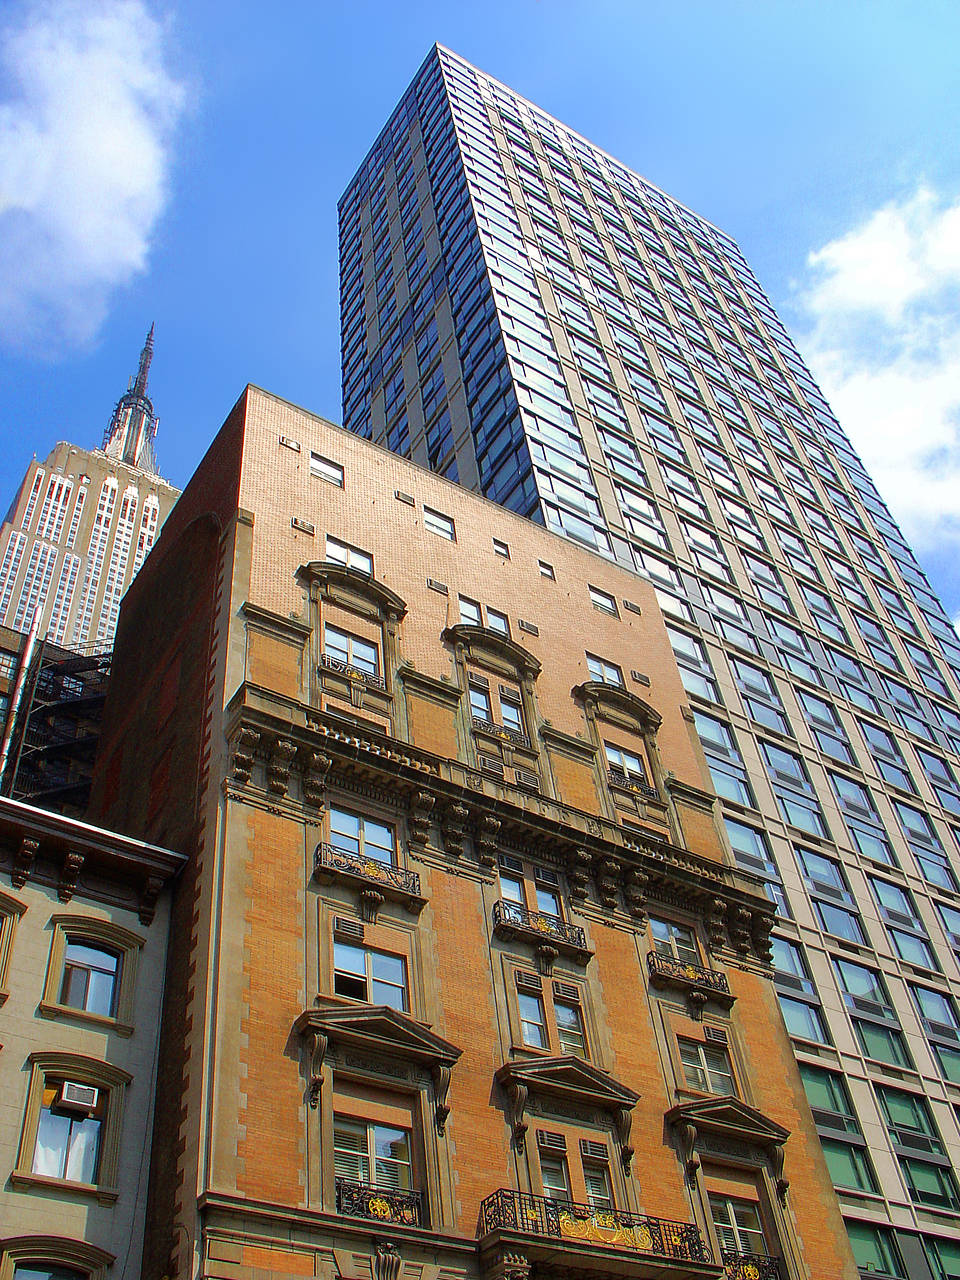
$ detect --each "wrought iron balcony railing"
[477,1189,709,1263]
[492,900,589,958]
[336,1177,423,1227]
[723,1251,781,1279]
[319,653,387,690]
[647,950,732,999]
[315,843,421,897]
[472,716,532,750]
[607,767,660,801]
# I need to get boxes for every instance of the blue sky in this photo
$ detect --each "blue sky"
[1,0,959,620]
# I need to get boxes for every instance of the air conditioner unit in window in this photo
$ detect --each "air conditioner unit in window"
[579,1138,609,1161]
[499,853,523,874]
[552,980,580,1003]
[704,1026,728,1045]
[59,1081,99,1112]
[536,1129,567,1151]
[333,916,365,942]
[535,866,560,887]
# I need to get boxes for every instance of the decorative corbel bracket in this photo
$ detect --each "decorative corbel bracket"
[302,749,333,807]
[504,1079,529,1152]
[359,890,385,923]
[565,847,592,904]
[408,790,436,846]
[374,1240,401,1280]
[614,1105,634,1174]
[266,736,297,796]
[677,1120,700,1181]
[231,726,261,785]
[441,802,469,859]
[12,835,39,888]
[305,1029,328,1109]
[432,1062,452,1135]
[138,874,164,925]
[59,851,84,902]
[476,812,500,868]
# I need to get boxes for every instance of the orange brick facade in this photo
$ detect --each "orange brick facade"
[89,386,858,1280]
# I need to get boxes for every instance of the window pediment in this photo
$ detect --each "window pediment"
[296,1002,461,1066]
[496,1056,638,1171]
[572,681,662,734]
[443,624,541,681]
[667,1096,790,1195]
[294,1003,462,1133]
[298,562,407,624]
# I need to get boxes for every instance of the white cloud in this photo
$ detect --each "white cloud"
[0,0,186,354]
[791,186,960,555]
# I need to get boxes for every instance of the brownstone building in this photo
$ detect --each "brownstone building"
[88,386,857,1280]
[0,794,184,1278]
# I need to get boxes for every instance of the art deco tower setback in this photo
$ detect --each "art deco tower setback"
[340,46,960,1280]
[0,328,180,650]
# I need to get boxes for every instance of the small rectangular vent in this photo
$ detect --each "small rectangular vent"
[291,517,315,535]
[395,490,415,505]
[579,1138,609,1161]
[535,866,560,887]
[499,853,523,874]
[630,670,651,686]
[59,1081,99,1111]
[333,916,364,942]
[426,578,448,595]
[279,435,301,451]
[553,980,580,1003]
[704,1026,728,1046]
[536,1129,567,1152]
[623,599,642,615]
[516,970,543,993]
[518,619,540,636]
[478,754,504,777]
[469,674,490,689]
[514,769,540,791]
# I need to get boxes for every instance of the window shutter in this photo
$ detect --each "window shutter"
[516,970,543,993]
[552,980,580,1003]
[536,1129,567,1152]
[579,1138,608,1161]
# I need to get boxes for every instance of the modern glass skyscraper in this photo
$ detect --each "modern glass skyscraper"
[340,45,960,1280]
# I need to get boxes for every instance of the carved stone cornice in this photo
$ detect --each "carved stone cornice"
[223,685,776,965]
[496,1057,639,1172]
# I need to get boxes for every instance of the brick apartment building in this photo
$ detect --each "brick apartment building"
[84,385,857,1279]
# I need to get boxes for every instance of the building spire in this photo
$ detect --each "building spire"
[133,322,155,399]
[102,324,161,476]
